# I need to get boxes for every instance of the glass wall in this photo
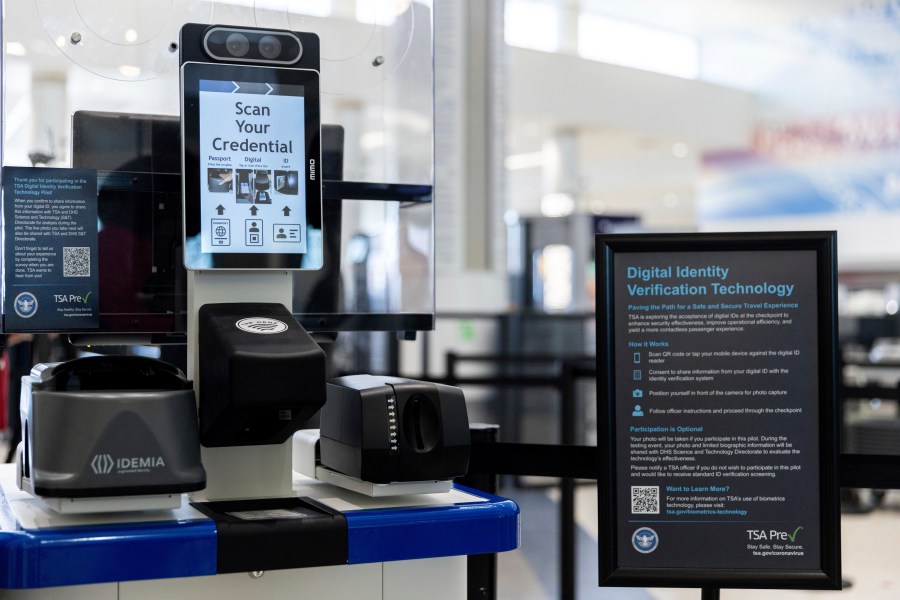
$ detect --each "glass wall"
[2,0,435,335]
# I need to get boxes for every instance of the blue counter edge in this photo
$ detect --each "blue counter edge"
[344,484,521,564]
[0,484,519,588]
[0,519,218,589]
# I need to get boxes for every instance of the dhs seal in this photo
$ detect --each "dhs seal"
[13,292,38,318]
[632,527,659,554]
[236,317,289,334]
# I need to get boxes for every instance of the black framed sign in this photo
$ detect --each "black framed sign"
[596,232,840,589]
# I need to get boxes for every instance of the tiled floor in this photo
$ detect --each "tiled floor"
[498,485,900,599]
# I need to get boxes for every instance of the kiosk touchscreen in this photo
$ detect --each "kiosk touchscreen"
[181,61,322,270]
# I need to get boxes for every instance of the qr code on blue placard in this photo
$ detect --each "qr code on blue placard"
[631,486,659,514]
[62,247,90,277]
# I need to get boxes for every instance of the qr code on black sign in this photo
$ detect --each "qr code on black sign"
[63,247,90,277]
[631,486,659,514]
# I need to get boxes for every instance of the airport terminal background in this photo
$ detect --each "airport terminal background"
[6,0,900,598]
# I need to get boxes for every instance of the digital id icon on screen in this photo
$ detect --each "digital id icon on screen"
[246,220,264,246]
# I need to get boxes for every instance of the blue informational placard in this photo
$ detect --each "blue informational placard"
[2,167,99,331]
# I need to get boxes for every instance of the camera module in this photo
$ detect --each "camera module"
[203,27,302,65]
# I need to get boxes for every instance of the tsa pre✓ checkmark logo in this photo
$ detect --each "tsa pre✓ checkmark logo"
[787,526,803,542]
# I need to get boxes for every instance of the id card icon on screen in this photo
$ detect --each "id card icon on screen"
[274,224,302,243]
[211,219,230,246]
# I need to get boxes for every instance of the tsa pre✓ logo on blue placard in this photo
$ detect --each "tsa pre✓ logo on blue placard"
[632,527,659,554]
[13,292,38,318]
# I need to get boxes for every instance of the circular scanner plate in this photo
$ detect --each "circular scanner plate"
[34,0,212,80]
[34,0,420,90]
[245,0,418,94]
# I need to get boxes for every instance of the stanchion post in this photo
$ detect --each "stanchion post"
[560,360,577,600]
[701,587,720,600]
[459,424,501,600]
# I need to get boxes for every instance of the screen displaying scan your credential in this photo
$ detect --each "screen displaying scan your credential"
[199,79,307,254]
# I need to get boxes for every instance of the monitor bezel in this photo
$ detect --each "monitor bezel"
[181,61,322,270]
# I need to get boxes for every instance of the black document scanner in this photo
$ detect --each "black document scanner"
[17,355,206,513]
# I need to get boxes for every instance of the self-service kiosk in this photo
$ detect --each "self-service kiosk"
[0,8,518,598]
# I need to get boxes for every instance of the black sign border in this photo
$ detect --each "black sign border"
[596,231,841,589]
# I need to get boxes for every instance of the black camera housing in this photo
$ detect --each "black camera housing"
[180,23,319,70]
[198,303,326,447]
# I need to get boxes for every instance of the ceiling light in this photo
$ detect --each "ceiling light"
[505,151,544,170]
[6,42,26,56]
[118,64,142,78]
[541,192,575,217]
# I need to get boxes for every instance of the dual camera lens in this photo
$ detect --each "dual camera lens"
[224,33,281,60]
[206,28,300,64]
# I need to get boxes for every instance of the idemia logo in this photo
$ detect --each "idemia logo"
[91,454,165,474]
[13,292,38,318]
[91,454,114,474]
[236,317,289,334]
[632,527,659,553]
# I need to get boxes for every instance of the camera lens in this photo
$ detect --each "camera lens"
[204,27,301,63]
[225,33,250,57]
[258,35,282,60]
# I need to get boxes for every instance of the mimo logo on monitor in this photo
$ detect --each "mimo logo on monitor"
[236,317,289,334]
